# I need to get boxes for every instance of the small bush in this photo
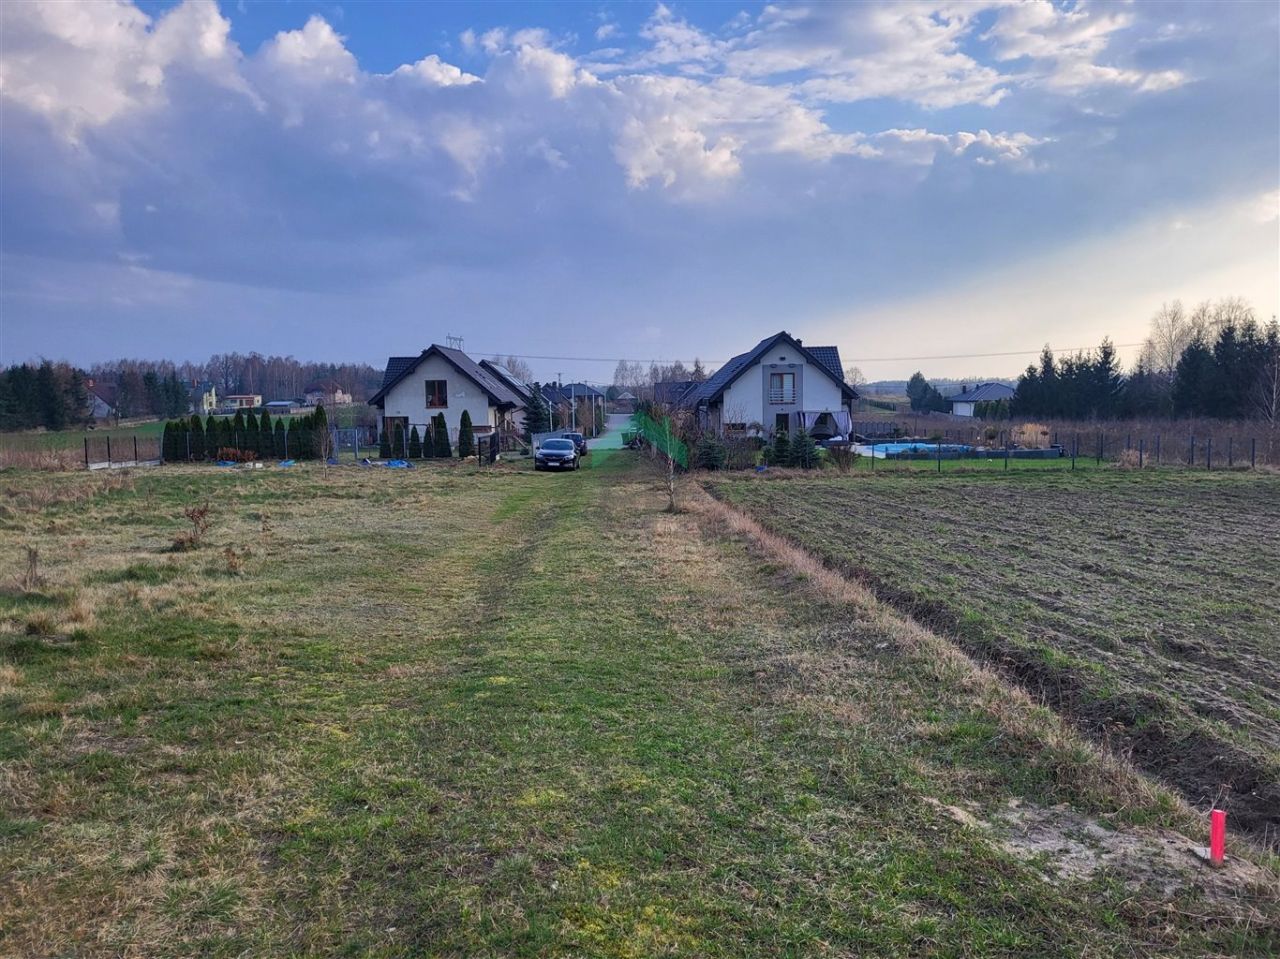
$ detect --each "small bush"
[216,447,256,463]
[693,434,727,470]
[222,546,250,575]
[172,501,213,552]
[19,546,44,592]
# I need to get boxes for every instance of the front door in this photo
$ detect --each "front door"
[775,413,790,434]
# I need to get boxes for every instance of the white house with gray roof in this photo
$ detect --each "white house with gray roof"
[679,331,858,439]
[369,345,526,443]
[947,382,1015,417]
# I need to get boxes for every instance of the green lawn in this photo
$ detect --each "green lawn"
[1,455,1276,956]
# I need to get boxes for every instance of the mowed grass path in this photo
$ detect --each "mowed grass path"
[1,455,1277,956]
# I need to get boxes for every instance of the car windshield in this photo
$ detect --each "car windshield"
[542,439,574,451]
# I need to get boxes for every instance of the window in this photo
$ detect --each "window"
[775,413,790,433]
[768,372,796,404]
[425,379,447,408]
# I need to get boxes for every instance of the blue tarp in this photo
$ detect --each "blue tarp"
[278,459,296,468]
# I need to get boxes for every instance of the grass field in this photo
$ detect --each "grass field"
[2,455,1277,956]
[706,469,1280,841]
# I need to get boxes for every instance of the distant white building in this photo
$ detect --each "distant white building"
[948,383,1015,417]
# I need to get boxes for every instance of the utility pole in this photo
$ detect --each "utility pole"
[446,334,464,350]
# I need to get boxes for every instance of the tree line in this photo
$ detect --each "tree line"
[1014,303,1278,422]
[0,361,94,431]
[162,406,330,461]
[901,298,1278,424]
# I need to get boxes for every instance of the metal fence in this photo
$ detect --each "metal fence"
[848,419,1280,469]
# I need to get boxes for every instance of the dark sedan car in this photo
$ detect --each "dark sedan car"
[560,432,588,455]
[534,438,579,471]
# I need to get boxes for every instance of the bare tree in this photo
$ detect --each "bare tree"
[1254,347,1280,426]
[491,354,534,382]
[1143,301,1193,373]
[844,365,867,387]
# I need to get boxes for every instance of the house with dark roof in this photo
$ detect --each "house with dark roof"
[679,331,859,439]
[86,380,119,421]
[369,345,527,443]
[539,382,606,435]
[947,382,1015,417]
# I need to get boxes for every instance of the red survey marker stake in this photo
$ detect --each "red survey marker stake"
[1210,809,1226,866]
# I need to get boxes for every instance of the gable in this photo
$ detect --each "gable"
[370,346,523,408]
[683,331,856,407]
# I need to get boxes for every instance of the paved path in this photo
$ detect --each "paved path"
[589,413,634,451]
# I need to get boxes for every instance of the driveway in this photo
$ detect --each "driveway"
[590,413,635,451]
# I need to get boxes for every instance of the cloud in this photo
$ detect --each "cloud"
[983,0,1190,93]
[0,0,1270,367]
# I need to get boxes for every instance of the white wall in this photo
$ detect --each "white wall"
[380,353,496,435]
[718,344,847,426]
[720,365,764,425]
[952,401,976,418]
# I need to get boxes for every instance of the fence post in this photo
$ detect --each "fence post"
[1004,442,1009,471]
[1228,437,1233,468]
[1207,437,1212,471]
[871,444,875,471]
[134,436,139,464]
[1139,438,1144,469]
[1096,432,1102,466]
[1156,433,1161,466]
[1189,435,1194,467]
[285,428,289,459]
[1126,432,1131,451]
[937,439,942,474]
[106,435,112,467]
[84,437,89,469]
[1251,437,1256,469]
[1072,433,1077,471]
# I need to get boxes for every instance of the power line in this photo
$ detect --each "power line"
[468,342,1148,367]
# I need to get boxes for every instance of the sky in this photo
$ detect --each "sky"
[1,0,1277,383]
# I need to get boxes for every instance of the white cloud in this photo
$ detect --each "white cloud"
[984,0,1190,93]
[391,54,480,87]
[0,0,249,135]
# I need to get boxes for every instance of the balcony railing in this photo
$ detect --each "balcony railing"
[768,388,797,404]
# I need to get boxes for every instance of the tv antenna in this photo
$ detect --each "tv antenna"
[445,334,464,350]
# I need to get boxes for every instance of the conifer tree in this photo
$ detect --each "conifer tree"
[408,425,422,458]
[392,423,406,460]
[379,428,392,458]
[791,429,818,469]
[458,410,475,458]
[205,414,220,459]
[312,404,329,459]
[294,414,310,459]
[245,411,260,457]
[162,421,174,461]
[772,429,790,467]
[433,413,451,458]
[258,410,273,457]
[189,414,205,461]
[231,410,246,450]
[274,420,287,458]
[218,416,234,455]
[524,384,551,440]
[422,421,436,458]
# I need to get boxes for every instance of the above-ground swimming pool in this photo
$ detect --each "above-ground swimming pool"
[855,442,973,458]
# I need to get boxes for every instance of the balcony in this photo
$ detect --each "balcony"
[768,388,797,404]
